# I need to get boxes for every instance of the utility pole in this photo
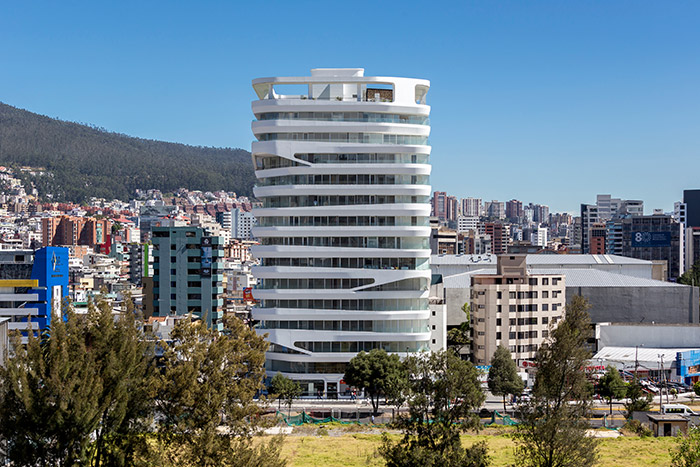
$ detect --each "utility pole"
[658,354,665,411]
[634,346,639,379]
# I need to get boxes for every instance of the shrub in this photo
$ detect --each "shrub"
[622,420,653,438]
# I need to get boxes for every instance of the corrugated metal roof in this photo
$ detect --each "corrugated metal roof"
[441,268,683,289]
[594,346,697,366]
[527,254,649,265]
[536,269,685,288]
[430,254,651,266]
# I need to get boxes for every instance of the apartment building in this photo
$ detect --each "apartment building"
[432,191,447,223]
[42,215,112,249]
[457,216,478,233]
[482,222,508,254]
[505,199,523,221]
[461,198,482,217]
[250,68,432,397]
[150,226,225,330]
[470,255,565,365]
[231,208,257,240]
[589,222,607,254]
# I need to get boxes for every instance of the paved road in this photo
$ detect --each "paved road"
[266,390,696,426]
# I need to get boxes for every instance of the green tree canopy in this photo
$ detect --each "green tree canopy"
[151,315,283,466]
[380,350,489,467]
[447,302,471,356]
[343,349,404,416]
[269,372,302,415]
[624,378,653,418]
[513,296,598,467]
[0,302,284,467]
[597,366,627,415]
[0,297,155,466]
[678,261,700,287]
[488,345,524,412]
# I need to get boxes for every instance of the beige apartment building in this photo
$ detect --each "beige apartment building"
[471,255,565,365]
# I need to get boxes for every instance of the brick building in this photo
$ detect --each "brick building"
[42,216,112,250]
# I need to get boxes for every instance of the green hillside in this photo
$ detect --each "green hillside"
[0,102,254,202]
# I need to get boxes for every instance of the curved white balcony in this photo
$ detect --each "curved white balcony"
[250,245,431,259]
[251,225,431,238]
[252,289,428,301]
[253,184,430,198]
[252,99,430,116]
[252,119,431,138]
[253,203,431,218]
[251,141,431,159]
[255,164,431,178]
[252,265,430,278]
[252,307,431,321]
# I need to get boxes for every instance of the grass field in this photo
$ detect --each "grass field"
[278,430,677,467]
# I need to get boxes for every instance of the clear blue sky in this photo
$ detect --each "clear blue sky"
[1,1,698,213]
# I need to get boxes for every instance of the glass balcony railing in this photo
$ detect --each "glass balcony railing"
[258,133,429,145]
[257,174,429,187]
[257,112,429,125]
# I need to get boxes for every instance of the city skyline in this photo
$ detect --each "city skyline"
[1,2,698,212]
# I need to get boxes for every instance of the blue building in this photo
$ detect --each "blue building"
[676,349,700,385]
[0,247,69,342]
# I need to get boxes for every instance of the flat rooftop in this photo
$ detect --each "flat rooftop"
[431,254,652,266]
[442,268,682,289]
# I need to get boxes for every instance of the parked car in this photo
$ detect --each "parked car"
[662,404,697,416]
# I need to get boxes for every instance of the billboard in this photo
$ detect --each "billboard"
[631,231,671,248]
[201,237,212,277]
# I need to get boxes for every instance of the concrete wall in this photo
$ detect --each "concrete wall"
[598,323,700,348]
[429,303,447,352]
[445,287,470,326]
[567,285,699,324]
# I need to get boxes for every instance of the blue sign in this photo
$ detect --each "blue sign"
[631,231,671,247]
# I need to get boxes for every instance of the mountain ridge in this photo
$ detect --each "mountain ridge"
[0,102,255,202]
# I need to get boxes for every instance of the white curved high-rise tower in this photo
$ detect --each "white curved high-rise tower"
[250,68,431,398]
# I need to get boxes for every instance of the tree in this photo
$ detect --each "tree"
[344,349,404,416]
[447,303,471,356]
[623,378,653,418]
[0,309,101,466]
[694,381,700,397]
[0,297,155,467]
[151,315,284,467]
[678,261,700,287]
[488,345,524,413]
[269,372,302,415]
[513,296,598,467]
[597,366,627,415]
[671,426,700,467]
[384,368,411,415]
[84,294,156,466]
[380,350,489,467]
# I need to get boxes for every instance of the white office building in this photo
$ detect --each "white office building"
[231,208,257,240]
[250,68,432,397]
[457,216,479,233]
[532,225,548,247]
